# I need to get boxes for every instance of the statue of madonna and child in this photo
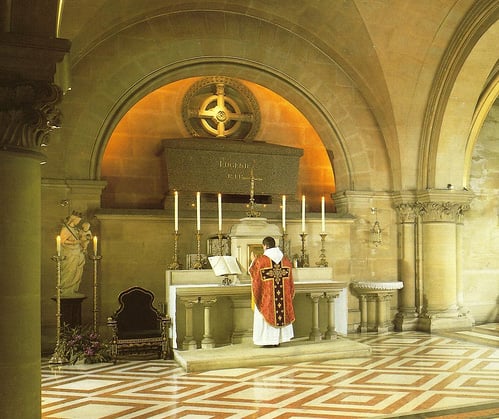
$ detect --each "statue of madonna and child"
[59,211,93,298]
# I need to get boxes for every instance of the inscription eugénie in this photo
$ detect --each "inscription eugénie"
[219,158,251,180]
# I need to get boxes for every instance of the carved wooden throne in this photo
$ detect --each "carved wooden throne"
[107,286,171,363]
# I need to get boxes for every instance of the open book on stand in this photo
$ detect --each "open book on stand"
[208,255,242,277]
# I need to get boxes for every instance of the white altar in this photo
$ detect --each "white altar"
[166,267,348,350]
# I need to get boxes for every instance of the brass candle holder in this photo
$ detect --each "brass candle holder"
[49,254,69,365]
[89,253,102,333]
[169,231,181,269]
[299,233,309,267]
[316,233,329,267]
[192,230,203,269]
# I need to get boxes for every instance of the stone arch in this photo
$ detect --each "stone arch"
[419,1,499,190]
[48,10,392,193]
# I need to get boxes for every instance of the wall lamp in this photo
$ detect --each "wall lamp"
[370,207,382,247]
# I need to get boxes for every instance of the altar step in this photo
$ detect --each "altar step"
[173,336,371,372]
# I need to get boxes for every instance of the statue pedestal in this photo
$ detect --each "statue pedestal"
[52,295,87,328]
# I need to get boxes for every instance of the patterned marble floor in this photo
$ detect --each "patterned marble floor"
[42,324,499,418]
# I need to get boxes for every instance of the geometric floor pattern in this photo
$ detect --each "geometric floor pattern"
[42,324,499,418]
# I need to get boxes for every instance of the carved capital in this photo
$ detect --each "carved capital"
[416,201,470,223]
[396,203,417,223]
[0,80,62,152]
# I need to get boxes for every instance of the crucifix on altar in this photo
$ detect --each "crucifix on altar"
[242,167,262,217]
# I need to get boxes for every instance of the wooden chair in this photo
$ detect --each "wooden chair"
[107,286,171,363]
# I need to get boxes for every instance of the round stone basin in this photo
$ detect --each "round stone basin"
[351,281,403,293]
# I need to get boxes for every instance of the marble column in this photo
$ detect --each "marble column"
[0,80,64,418]
[416,194,474,332]
[393,202,419,331]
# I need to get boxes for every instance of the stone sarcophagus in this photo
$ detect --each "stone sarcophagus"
[161,138,303,206]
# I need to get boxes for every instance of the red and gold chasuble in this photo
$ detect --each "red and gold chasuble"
[250,255,295,327]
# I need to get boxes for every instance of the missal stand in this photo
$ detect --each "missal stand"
[208,255,242,286]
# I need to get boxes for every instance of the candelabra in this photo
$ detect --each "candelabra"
[89,253,102,333]
[316,233,328,267]
[299,233,309,267]
[192,230,203,269]
[49,254,68,365]
[169,231,181,269]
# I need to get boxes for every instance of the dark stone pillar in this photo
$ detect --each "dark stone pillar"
[0,80,64,418]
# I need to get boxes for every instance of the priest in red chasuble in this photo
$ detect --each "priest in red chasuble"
[249,236,295,347]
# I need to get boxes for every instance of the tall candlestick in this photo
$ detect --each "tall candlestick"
[321,195,326,233]
[93,235,98,255]
[218,193,222,232]
[282,195,286,232]
[174,190,179,231]
[301,195,306,233]
[196,191,201,231]
[56,235,61,256]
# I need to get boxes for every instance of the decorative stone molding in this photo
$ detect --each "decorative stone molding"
[0,80,62,152]
[415,201,470,223]
[395,203,417,223]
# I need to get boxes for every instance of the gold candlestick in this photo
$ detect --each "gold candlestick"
[89,253,102,333]
[192,230,203,269]
[300,233,309,267]
[49,254,68,365]
[169,231,181,269]
[316,233,329,267]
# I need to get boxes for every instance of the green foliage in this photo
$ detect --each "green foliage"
[56,324,111,364]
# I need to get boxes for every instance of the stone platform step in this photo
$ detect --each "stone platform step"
[174,336,371,372]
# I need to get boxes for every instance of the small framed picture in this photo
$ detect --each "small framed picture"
[247,243,264,270]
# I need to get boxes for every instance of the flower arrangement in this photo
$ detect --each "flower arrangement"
[56,324,111,364]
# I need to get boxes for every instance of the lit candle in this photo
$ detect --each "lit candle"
[196,192,201,231]
[301,195,306,233]
[174,190,179,232]
[282,195,286,232]
[321,196,326,233]
[218,193,222,233]
[93,235,98,255]
[56,235,61,256]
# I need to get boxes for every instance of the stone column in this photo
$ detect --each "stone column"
[0,81,63,418]
[180,298,198,350]
[416,194,473,332]
[200,297,217,349]
[324,292,338,340]
[308,293,323,341]
[456,212,473,321]
[394,203,419,331]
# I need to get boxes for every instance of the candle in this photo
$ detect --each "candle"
[196,192,201,231]
[93,235,98,255]
[218,193,222,232]
[301,195,306,233]
[174,190,179,232]
[56,235,61,256]
[321,196,326,233]
[282,195,286,232]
